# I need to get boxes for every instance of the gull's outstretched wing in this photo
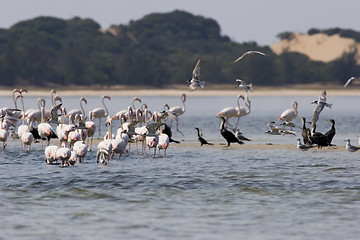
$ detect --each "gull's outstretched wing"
[344,77,355,88]
[234,50,267,63]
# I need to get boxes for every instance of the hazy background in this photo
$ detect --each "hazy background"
[0,0,359,45]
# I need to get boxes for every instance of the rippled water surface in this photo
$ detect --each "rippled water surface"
[1,94,360,239]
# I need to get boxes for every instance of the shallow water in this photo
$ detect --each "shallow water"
[1,94,360,239]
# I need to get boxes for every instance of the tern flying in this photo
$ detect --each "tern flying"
[311,90,332,126]
[188,59,205,91]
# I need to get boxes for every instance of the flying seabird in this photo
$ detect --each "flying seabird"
[235,79,253,93]
[234,50,267,63]
[311,90,332,126]
[188,59,205,91]
[344,77,360,87]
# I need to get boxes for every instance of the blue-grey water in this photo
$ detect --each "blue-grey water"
[1,94,360,240]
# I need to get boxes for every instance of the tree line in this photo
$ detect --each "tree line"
[0,10,359,87]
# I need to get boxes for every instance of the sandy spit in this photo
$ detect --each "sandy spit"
[1,85,359,97]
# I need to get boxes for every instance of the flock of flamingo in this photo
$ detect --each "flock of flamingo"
[0,88,194,166]
[0,51,359,167]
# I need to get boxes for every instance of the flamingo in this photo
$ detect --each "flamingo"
[278,101,298,122]
[56,147,72,167]
[105,116,126,159]
[68,151,77,166]
[85,111,96,151]
[38,98,55,149]
[167,94,186,135]
[0,117,8,150]
[21,132,34,151]
[146,133,159,158]
[216,95,245,129]
[157,133,170,157]
[96,139,112,165]
[44,145,59,164]
[66,97,87,123]
[234,97,251,130]
[17,90,34,150]
[89,95,111,136]
[73,141,87,163]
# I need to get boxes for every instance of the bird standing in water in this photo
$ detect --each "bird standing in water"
[195,127,213,146]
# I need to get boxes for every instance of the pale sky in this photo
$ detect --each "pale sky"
[0,0,359,46]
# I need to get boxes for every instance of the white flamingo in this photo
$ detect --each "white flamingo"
[234,97,251,130]
[0,117,8,150]
[146,133,159,158]
[278,101,298,122]
[96,139,112,165]
[157,133,169,157]
[38,98,55,149]
[66,97,87,123]
[44,145,59,164]
[89,95,111,136]
[85,111,96,151]
[17,89,34,150]
[105,116,126,159]
[167,94,186,135]
[73,141,87,163]
[56,147,72,167]
[21,132,34,151]
[216,95,245,129]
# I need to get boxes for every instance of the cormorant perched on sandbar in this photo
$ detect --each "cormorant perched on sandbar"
[195,127,213,146]
[309,123,329,148]
[325,119,336,146]
[301,117,311,146]
[220,117,243,146]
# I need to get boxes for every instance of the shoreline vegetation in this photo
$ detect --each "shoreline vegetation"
[0,84,359,97]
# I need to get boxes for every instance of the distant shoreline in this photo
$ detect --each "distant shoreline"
[0,84,359,97]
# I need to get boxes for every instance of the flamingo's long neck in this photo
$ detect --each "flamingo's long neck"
[103,98,109,117]
[236,95,241,113]
[220,118,225,131]
[20,96,25,125]
[182,99,186,113]
[108,117,112,140]
[293,102,298,114]
[80,99,86,117]
[51,91,56,106]
[13,91,18,109]
[246,100,251,115]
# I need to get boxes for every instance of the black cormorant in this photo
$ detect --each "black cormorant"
[220,117,243,146]
[324,119,336,145]
[195,127,213,146]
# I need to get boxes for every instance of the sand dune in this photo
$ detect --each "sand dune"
[271,33,360,64]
